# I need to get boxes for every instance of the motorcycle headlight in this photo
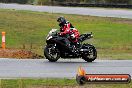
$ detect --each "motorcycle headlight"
[47,36,52,40]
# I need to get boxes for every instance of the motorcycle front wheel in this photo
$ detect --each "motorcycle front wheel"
[44,44,60,62]
[82,44,97,62]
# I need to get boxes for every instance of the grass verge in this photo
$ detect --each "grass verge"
[0,9,132,59]
[0,79,132,88]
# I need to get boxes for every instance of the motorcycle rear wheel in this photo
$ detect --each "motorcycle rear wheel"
[44,44,60,62]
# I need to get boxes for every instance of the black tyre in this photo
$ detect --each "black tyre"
[82,44,97,62]
[76,75,86,85]
[44,44,60,62]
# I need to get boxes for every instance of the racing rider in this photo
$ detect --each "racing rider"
[57,16,80,43]
[57,16,80,52]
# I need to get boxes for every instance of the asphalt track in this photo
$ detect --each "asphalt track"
[0,3,132,19]
[0,58,132,78]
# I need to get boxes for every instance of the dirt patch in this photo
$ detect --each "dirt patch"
[113,19,132,24]
[0,48,43,59]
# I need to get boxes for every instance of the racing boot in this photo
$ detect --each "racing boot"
[71,45,77,53]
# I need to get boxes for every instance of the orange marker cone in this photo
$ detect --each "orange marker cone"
[2,32,6,49]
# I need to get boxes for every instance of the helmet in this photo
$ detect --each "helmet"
[57,16,66,23]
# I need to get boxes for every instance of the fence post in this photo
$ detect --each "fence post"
[2,32,6,49]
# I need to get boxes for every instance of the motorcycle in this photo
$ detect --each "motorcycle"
[44,29,97,62]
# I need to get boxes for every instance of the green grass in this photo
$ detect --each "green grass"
[0,9,132,59]
[0,79,76,88]
[0,79,132,88]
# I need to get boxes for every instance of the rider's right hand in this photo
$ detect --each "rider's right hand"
[58,33,62,36]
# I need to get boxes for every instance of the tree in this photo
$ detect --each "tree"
[128,0,132,5]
